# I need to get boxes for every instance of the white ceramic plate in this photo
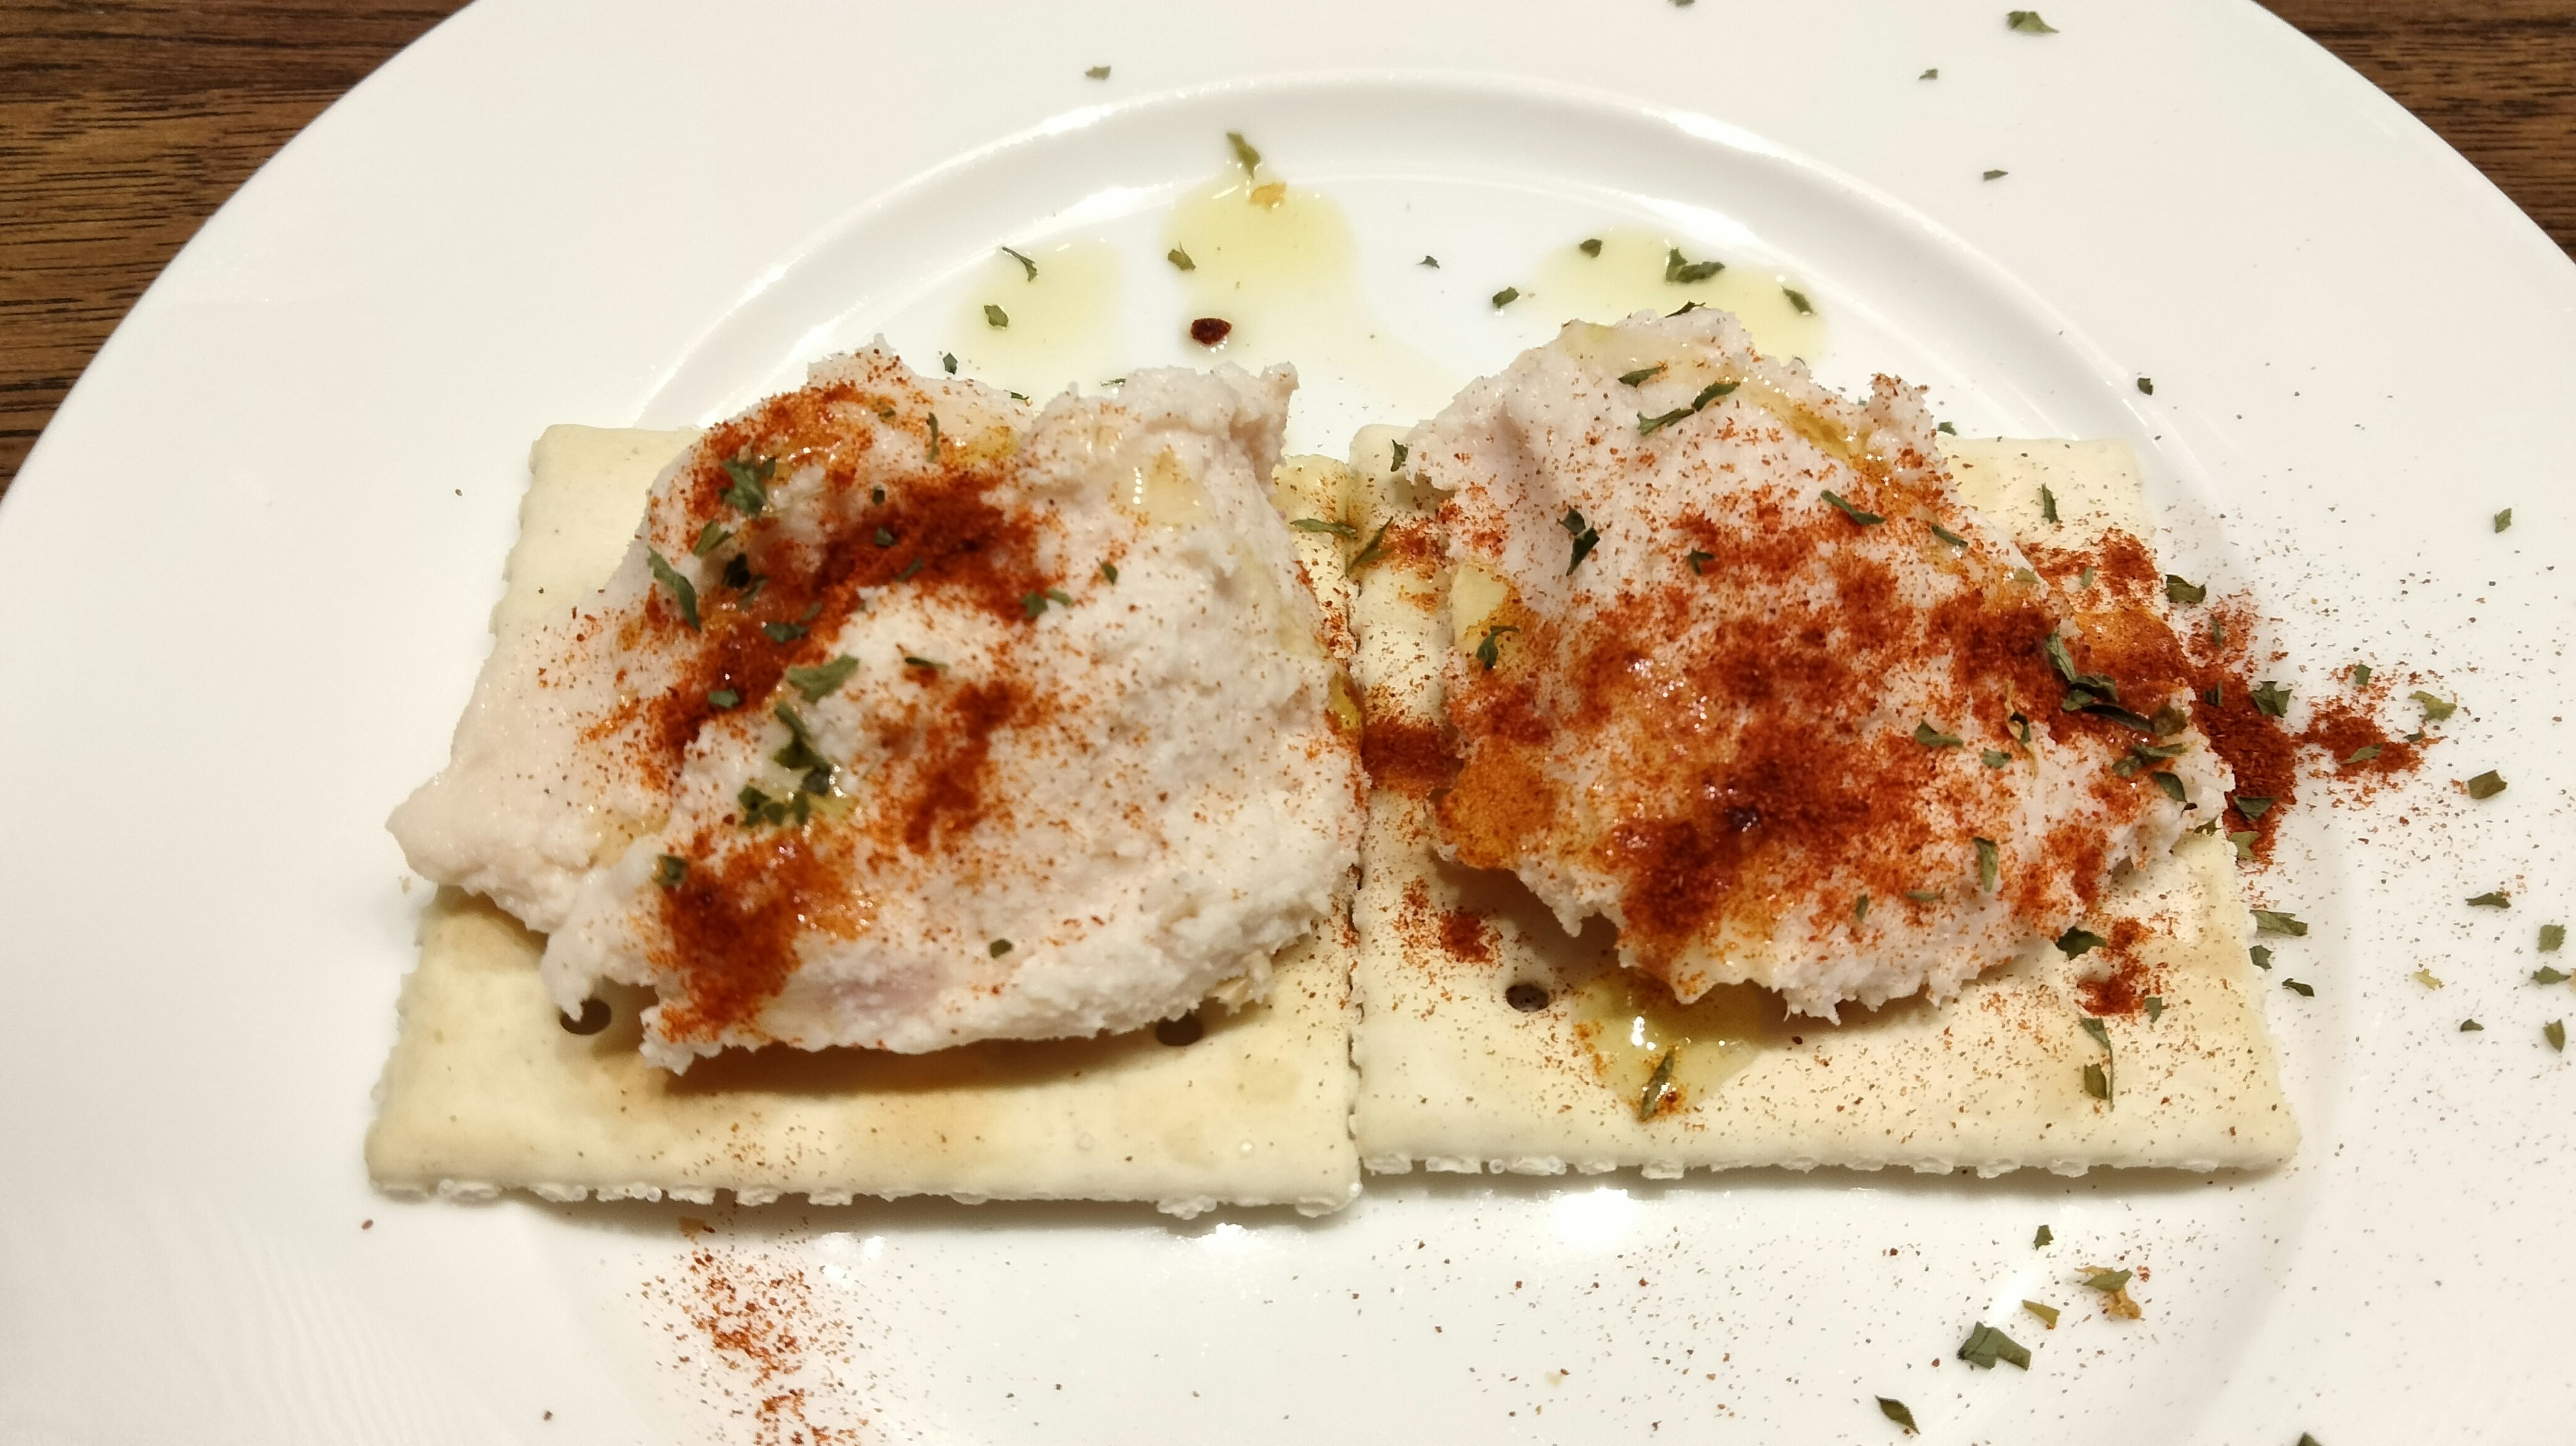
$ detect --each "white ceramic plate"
[4,2,2570,1441]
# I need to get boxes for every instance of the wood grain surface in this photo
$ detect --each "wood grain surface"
[5,1,2572,496]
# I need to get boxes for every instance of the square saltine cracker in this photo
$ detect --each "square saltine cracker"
[1345,431,2298,1179]
[367,427,1364,1217]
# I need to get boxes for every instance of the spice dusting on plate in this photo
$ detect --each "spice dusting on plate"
[645,1239,863,1446]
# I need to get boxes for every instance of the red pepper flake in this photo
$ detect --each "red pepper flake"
[1189,317,1234,347]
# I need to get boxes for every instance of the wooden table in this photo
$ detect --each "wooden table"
[5,1,2571,496]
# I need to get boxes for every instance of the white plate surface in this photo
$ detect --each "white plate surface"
[3,2,2571,1442]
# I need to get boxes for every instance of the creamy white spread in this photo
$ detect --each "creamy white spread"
[1410,310,2227,1017]
[392,345,1361,1068]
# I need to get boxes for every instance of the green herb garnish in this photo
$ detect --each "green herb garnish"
[2467,770,2507,799]
[1687,549,1715,574]
[2251,680,2291,718]
[2144,995,2164,1020]
[989,938,1014,958]
[1099,561,1119,584]
[763,620,806,643]
[2549,1020,2567,1052]
[1907,888,1945,903]
[2461,1018,2485,1032]
[653,854,688,889]
[1418,255,1440,268]
[1085,64,1110,79]
[737,783,787,828]
[1617,365,1667,389]
[1000,245,1037,281]
[1290,517,1360,539]
[2251,909,2308,936]
[1876,1398,1919,1435]
[2151,771,2188,803]
[2534,966,2570,985]
[1821,490,1883,526]
[2136,376,2155,395]
[2080,1015,2113,1105]
[1982,748,2012,768]
[2039,484,2059,523]
[1349,519,1394,570]
[1638,406,1693,436]
[646,549,700,630]
[983,304,1010,329]
[1165,246,1196,272]
[925,410,942,461]
[902,653,946,672]
[1975,837,1999,892]
[2023,1299,2059,1327]
[1783,286,1814,315]
[1957,1323,2031,1370]
[2163,574,2206,605]
[2283,978,2315,997]
[2410,690,2456,722]
[2033,1224,2053,1247]
[1913,722,1964,748]
[2250,944,2273,970]
[1390,441,1409,469]
[1937,421,1957,435]
[771,703,830,774]
[1636,1048,1678,1120]
[720,454,774,516]
[1561,507,1601,572]
[1663,247,1723,284]
[1226,131,1262,176]
[785,655,859,702]
[1929,520,1969,548]
[898,555,924,580]
[2228,830,2258,861]
[2541,924,2566,952]
[2006,9,2057,32]
[1921,67,1939,80]
[1474,622,1519,671]
[2493,507,2513,533]
[1578,237,1603,257]
[2467,891,2510,909]
[1490,286,1521,309]
[693,520,733,557]
[708,688,739,709]
[1982,168,2009,181]
[2081,1268,2131,1294]
[2056,926,2106,957]
[2235,795,2274,820]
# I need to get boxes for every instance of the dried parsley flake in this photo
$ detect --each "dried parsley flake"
[1956,1323,2031,1370]
[1821,490,1884,526]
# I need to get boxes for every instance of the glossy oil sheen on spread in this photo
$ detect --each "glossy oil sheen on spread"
[1409,310,2227,1017]
[390,345,1362,1069]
